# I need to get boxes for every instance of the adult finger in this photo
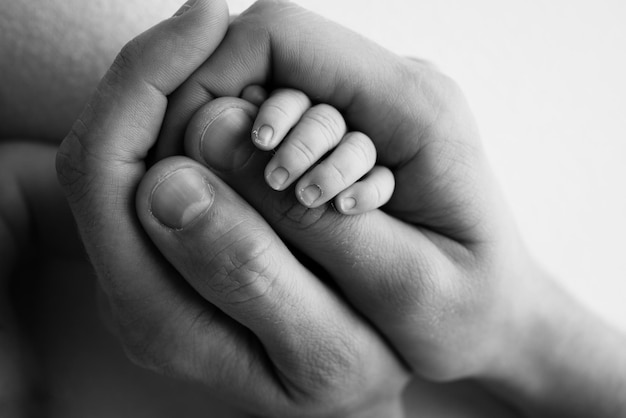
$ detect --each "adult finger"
[157,0,486,244]
[155,0,429,165]
[185,98,492,380]
[135,153,408,414]
[55,0,230,372]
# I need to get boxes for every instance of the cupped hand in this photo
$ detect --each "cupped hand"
[160,0,530,382]
[55,1,408,416]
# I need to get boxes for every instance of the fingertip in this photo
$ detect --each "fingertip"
[252,88,312,150]
[252,124,275,150]
[298,183,324,208]
[265,166,290,191]
[137,157,216,231]
[335,195,359,215]
[115,0,229,95]
[150,168,214,230]
[184,98,258,172]
[334,166,395,215]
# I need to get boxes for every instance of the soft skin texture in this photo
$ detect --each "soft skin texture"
[55,1,407,417]
[157,0,532,379]
[249,88,396,214]
[160,0,626,415]
[54,0,626,417]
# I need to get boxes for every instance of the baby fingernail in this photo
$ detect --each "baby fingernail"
[299,184,323,206]
[338,197,357,212]
[253,125,274,148]
[266,167,289,190]
[150,168,214,230]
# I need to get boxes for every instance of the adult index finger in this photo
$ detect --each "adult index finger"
[156,0,442,165]
[55,0,229,329]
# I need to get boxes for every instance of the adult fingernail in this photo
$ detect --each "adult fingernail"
[200,108,255,171]
[266,167,289,190]
[150,168,214,229]
[252,125,274,148]
[173,0,198,17]
[299,184,323,207]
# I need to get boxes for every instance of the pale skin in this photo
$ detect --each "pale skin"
[242,86,395,214]
[2,0,626,417]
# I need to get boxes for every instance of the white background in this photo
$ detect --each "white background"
[229,0,626,331]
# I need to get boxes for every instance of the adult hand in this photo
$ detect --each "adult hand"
[56,1,408,416]
[159,0,514,380]
[157,1,626,416]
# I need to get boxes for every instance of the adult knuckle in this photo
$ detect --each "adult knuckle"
[56,127,95,205]
[274,194,335,232]
[403,57,466,115]
[110,37,143,80]
[208,228,277,306]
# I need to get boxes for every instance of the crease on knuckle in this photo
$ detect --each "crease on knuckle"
[56,125,98,206]
[344,133,376,164]
[324,160,350,189]
[273,195,335,232]
[208,227,277,306]
[106,37,168,100]
[306,105,346,148]
[262,102,292,119]
[271,88,312,112]
[109,37,143,83]
[289,136,319,166]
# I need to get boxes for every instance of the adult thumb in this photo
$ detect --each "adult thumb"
[184,98,452,366]
[156,0,437,166]
[56,0,230,320]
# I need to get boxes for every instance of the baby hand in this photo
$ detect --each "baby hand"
[243,87,395,215]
